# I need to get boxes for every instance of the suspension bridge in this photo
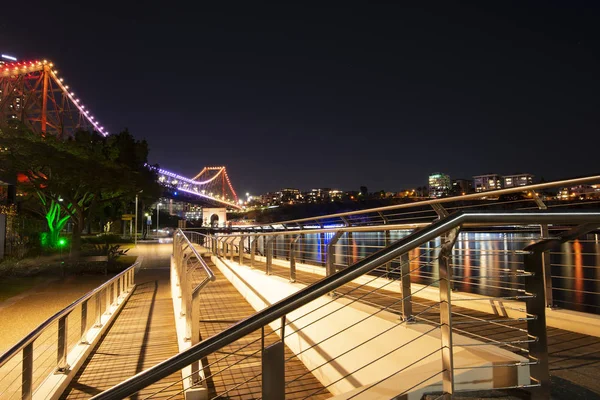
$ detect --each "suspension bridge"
[0,58,241,210]
[1,57,600,400]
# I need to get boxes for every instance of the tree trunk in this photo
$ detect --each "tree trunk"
[70,209,84,258]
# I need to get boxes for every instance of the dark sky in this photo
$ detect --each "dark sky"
[2,1,599,195]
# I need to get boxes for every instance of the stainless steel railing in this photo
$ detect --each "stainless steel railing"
[0,260,138,400]
[210,220,600,315]
[205,174,600,231]
[92,210,600,400]
[171,229,216,388]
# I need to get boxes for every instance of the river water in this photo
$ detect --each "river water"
[269,230,600,314]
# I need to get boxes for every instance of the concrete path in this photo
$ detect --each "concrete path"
[0,274,116,355]
[248,258,600,400]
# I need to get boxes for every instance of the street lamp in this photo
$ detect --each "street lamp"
[156,203,162,236]
[135,194,138,246]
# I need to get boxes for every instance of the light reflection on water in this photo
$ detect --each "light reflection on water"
[268,230,600,314]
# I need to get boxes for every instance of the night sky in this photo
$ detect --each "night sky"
[2,1,599,195]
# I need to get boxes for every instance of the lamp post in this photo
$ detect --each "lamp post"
[135,194,138,246]
[145,213,150,240]
[156,203,161,237]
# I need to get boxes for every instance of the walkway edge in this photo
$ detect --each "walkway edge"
[170,255,208,400]
[35,284,137,400]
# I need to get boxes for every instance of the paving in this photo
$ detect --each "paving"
[189,255,330,400]
[60,244,183,399]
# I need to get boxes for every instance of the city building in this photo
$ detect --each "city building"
[473,174,503,192]
[428,173,451,198]
[558,185,600,200]
[451,179,473,195]
[304,188,330,203]
[503,173,534,188]
[279,188,302,204]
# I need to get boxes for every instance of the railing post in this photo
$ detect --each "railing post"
[184,262,194,341]
[262,341,285,400]
[95,290,103,327]
[105,284,111,315]
[251,236,258,268]
[180,253,192,319]
[266,236,276,275]
[399,253,413,321]
[239,235,245,265]
[524,251,550,399]
[57,315,69,373]
[190,290,201,384]
[439,227,459,398]
[22,343,33,400]
[80,300,88,344]
[229,237,235,262]
[319,231,326,266]
[326,231,344,277]
[346,231,353,266]
[384,229,392,275]
[539,224,553,307]
[289,235,301,283]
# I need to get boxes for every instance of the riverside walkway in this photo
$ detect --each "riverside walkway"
[58,243,327,399]
[6,238,598,399]
[60,244,184,399]
[245,259,600,399]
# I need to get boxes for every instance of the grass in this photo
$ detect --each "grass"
[0,254,138,303]
[0,276,53,303]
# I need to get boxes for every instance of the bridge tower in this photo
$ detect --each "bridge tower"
[192,166,239,204]
[0,59,108,138]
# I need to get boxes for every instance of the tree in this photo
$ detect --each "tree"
[0,125,161,254]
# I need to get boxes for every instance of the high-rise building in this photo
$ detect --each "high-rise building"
[428,173,451,198]
[473,174,503,192]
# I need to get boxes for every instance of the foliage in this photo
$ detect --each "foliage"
[94,243,129,262]
[82,234,132,244]
[0,125,162,255]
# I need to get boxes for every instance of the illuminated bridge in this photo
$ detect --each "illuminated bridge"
[0,58,241,210]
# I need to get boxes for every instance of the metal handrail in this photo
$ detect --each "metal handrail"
[0,260,140,368]
[178,229,216,285]
[91,210,600,399]
[226,174,600,229]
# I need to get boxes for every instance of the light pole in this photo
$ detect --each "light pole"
[156,203,161,236]
[134,194,138,246]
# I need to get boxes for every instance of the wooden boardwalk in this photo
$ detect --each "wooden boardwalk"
[60,266,184,399]
[190,256,330,400]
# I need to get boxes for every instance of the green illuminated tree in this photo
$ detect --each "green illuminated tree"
[0,125,161,255]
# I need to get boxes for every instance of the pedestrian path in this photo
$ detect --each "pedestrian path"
[60,245,183,399]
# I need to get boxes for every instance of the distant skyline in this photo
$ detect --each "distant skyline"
[2,2,599,194]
